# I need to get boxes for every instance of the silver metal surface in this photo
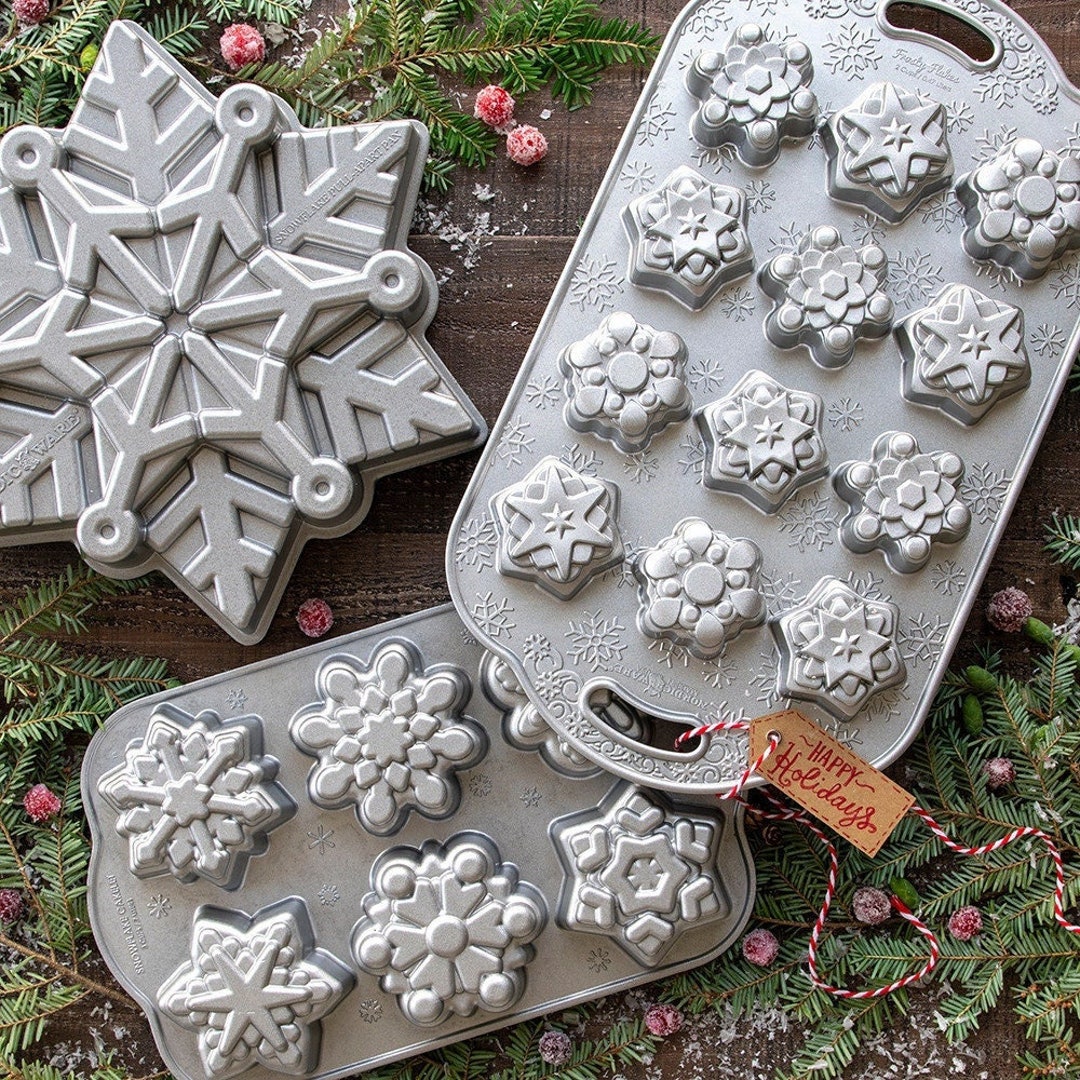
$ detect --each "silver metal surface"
[0,21,484,643]
[83,605,754,1080]
[446,0,1080,793]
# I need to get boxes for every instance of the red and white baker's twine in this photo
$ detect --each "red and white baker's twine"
[675,717,1080,999]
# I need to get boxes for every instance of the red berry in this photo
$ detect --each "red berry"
[538,1030,572,1066]
[220,24,266,71]
[983,756,1016,790]
[852,886,892,926]
[0,888,23,923]
[741,927,779,966]
[986,586,1033,633]
[643,1003,683,1036]
[13,0,49,24]
[473,85,515,129]
[23,783,61,822]
[506,125,548,167]
[297,598,334,638]
[948,905,983,941]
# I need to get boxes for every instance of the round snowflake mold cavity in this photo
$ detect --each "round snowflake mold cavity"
[822,81,953,223]
[834,431,971,574]
[686,23,818,168]
[896,283,1030,425]
[157,898,353,1079]
[490,457,623,599]
[621,166,754,309]
[350,832,546,1026]
[695,369,828,513]
[96,705,295,889]
[772,575,906,720]
[290,640,485,836]
[957,137,1080,280]
[759,225,894,369]
[551,782,730,967]
[635,517,765,659]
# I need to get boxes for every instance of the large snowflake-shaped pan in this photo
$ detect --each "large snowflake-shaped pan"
[0,21,483,642]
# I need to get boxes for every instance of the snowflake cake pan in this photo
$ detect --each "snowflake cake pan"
[82,604,753,1080]
[446,0,1080,794]
[0,21,484,643]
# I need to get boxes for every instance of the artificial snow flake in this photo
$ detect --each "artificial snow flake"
[469,773,493,798]
[0,22,482,642]
[945,99,975,135]
[678,433,706,477]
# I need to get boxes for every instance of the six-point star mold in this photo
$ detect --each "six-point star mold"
[0,21,483,643]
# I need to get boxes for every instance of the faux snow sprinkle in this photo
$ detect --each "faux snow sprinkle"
[741,927,779,966]
[986,586,1034,632]
[852,885,892,926]
[13,0,49,24]
[23,783,61,822]
[644,1003,684,1036]
[538,1030,572,1066]
[948,905,983,941]
[220,23,266,70]
[507,125,549,167]
[297,598,334,638]
[984,756,1017,790]
[474,85,516,129]
[0,888,23,923]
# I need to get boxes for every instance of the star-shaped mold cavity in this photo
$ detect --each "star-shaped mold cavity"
[695,369,828,513]
[551,782,729,967]
[290,640,485,836]
[823,82,952,223]
[686,23,817,167]
[834,431,971,573]
[772,576,906,720]
[157,898,353,1079]
[351,832,545,1026]
[759,225,893,369]
[621,166,753,309]
[490,457,623,600]
[957,137,1080,280]
[635,517,765,659]
[896,283,1030,425]
[97,705,294,889]
[0,21,483,643]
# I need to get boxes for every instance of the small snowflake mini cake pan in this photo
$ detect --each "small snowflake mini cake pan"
[0,21,484,643]
[446,0,1080,794]
[82,604,753,1080]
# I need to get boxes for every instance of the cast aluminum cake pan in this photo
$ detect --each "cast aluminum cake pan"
[446,0,1080,792]
[82,604,753,1080]
[0,21,485,644]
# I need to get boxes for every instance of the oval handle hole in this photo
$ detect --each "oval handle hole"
[884,1,996,62]
[585,687,700,756]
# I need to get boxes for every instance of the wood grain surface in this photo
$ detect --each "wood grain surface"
[28,0,1080,1076]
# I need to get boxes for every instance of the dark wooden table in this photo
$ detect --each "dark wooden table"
[25,0,1080,1075]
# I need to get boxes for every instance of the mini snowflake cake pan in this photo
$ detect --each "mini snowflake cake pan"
[82,604,753,1080]
[446,0,1080,794]
[0,21,484,643]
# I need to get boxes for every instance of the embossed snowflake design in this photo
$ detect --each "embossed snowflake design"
[689,355,725,394]
[686,23,818,168]
[849,212,886,248]
[0,23,482,642]
[351,834,545,1026]
[835,431,971,573]
[701,652,741,688]
[689,139,739,175]
[225,689,247,712]
[945,100,975,135]
[746,179,777,215]
[975,124,1019,162]
[473,593,516,640]
[761,571,802,613]
[887,249,944,307]
[563,610,625,671]
[147,893,171,919]
[454,514,498,572]
[1032,322,1065,358]
[318,884,340,907]
[587,946,612,973]
[778,490,838,553]
[637,98,677,147]
[621,160,656,194]
[468,773,493,798]
[919,192,964,233]
[720,286,756,322]
[520,786,543,808]
[290,642,484,836]
[974,260,1023,294]
[827,397,863,432]
[650,638,692,668]
[767,220,807,255]
[678,433,706,478]
[823,25,882,77]
[896,284,1030,425]
[158,900,352,1078]
[1053,262,1080,310]
[560,442,602,477]
[749,651,782,706]
[696,369,828,513]
[552,784,728,967]
[524,375,561,409]
[358,999,383,1024]
[97,705,294,888]
[635,518,765,659]
[686,4,734,37]
[623,166,753,310]
[772,575,906,719]
[930,560,967,596]
[307,824,335,855]
[569,255,624,311]
[900,613,948,667]
[960,461,1011,525]
[622,451,660,484]
[496,418,534,468]
[840,569,888,602]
